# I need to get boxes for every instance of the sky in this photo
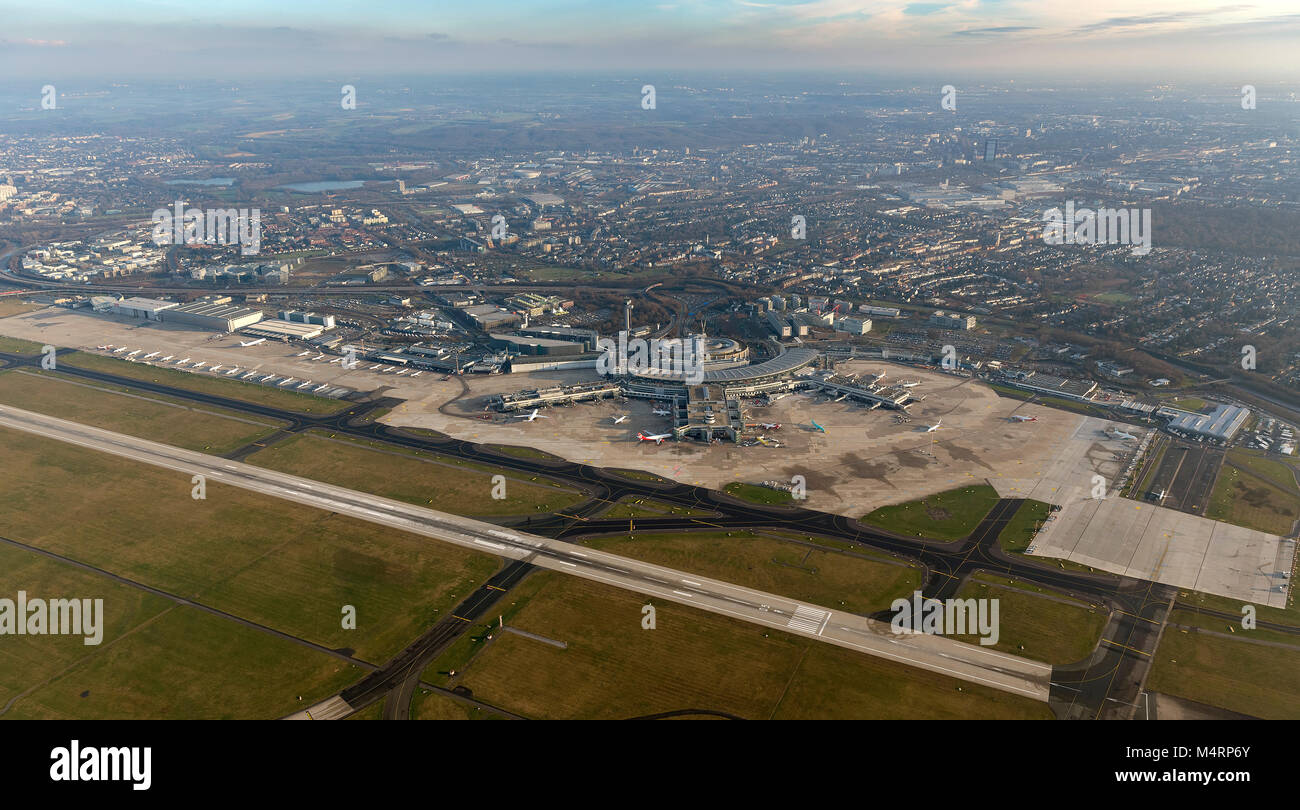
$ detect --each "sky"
[1,1,1298,81]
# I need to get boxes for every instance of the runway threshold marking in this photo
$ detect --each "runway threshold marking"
[691,519,725,528]
[450,615,471,622]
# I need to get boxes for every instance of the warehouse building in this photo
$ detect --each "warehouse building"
[1163,403,1250,442]
[113,297,177,321]
[166,301,264,332]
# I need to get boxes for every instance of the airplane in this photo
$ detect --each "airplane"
[1009,415,1038,423]
[239,338,266,347]
[637,431,671,445]
[652,406,672,416]
[1106,426,1138,441]
[296,350,311,357]
[96,345,111,351]
[754,422,781,430]
[278,378,296,386]
[125,349,141,357]
[410,371,422,377]
[612,415,628,424]
[225,367,240,375]
[143,351,160,359]
[329,357,342,364]
[513,409,549,422]
[160,355,173,362]
[112,347,128,354]
[923,419,943,433]
[833,393,849,402]
[811,420,826,433]
[175,358,190,365]
[898,380,921,388]
[311,354,325,361]
[210,365,222,373]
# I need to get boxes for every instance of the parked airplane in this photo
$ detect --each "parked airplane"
[612,415,628,424]
[410,371,422,377]
[811,420,826,433]
[1009,415,1038,423]
[898,380,921,388]
[513,409,549,422]
[210,365,222,373]
[923,419,943,433]
[757,422,781,430]
[160,355,173,362]
[832,393,849,402]
[296,350,311,357]
[96,345,111,350]
[239,338,266,347]
[637,431,671,445]
[175,358,190,365]
[1106,426,1137,441]
[652,406,672,416]
[225,367,240,375]
[143,351,160,359]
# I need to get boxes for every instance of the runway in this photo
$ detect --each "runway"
[0,403,1051,701]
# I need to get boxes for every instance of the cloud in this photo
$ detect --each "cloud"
[950,25,1037,37]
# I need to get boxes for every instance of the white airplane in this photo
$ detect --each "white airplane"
[239,338,266,347]
[899,380,921,388]
[652,406,672,416]
[278,378,296,386]
[758,422,782,430]
[296,350,311,357]
[513,409,549,422]
[833,393,849,402]
[125,349,141,357]
[612,415,628,424]
[160,355,173,362]
[226,367,240,375]
[410,371,422,377]
[143,351,160,359]
[112,347,128,354]
[192,361,206,368]
[210,365,222,373]
[1106,426,1138,441]
[97,345,112,351]
[923,419,943,433]
[1009,415,1038,423]
[395,368,409,375]
[637,431,671,445]
[329,357,343,364]
[242,370,259,379]
[312,354,325,361]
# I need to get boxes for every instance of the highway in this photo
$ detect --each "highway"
[0,403,1052,701]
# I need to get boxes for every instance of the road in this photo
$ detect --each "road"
[0,403,1052,700]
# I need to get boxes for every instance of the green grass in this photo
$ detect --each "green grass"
[246,432,585,517]
[60,351,349,414]
[606,467,669,484]
[861,485,1002,541]
[486,444,563,461]
[431,572,1052,720]
[3,604,362,719]
[1168,397,1208,412]
[997,499,1055,554]
[0,300,45,319]
[600,497,715,519]
[0,426,500,663]
[1175,589,1300,630]
[724,482,794,506]
[947,574,1107,665]
[579,531,921,615]
[0,335,45,355]
[0,369,281,454]
[1225,449,1300,492]
[410,689,509,720]
[1205,463,1299,535]
[1147,628,1300,719]
[346,701,386,720]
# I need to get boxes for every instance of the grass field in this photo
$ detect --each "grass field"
[1175,589,1300,630]
[0,427,500,664]
[606,467,669,484]
[861,484,1001,541]
[948,574,1107,665]
[1168,397,1208,412]
[410,689,509,720]
[430,572,1052,720]
[997,499,1055,554]
[3,604,362,719]
[0,369,281,454]
[485,444,563,461]
[599,497,715,519]
[0,300,45,319]
[1205,462,1299,536]
[724,482,794,506]
[1224,449,1300,492]
[247,432,585,517]
[579,531,921,615]
[1147,628,1300,719]
[60,351,349,414]
[0,336,45,355]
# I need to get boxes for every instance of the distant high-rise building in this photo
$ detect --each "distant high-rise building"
[983,139,999,162]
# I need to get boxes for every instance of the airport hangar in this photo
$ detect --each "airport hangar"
[492,346,916,443]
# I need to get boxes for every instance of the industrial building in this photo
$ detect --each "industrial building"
[112,297,177,321]
[1163,403,1250,442]
[167,301,264,332]
[240,319,325,340]
[930,310,977,330]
